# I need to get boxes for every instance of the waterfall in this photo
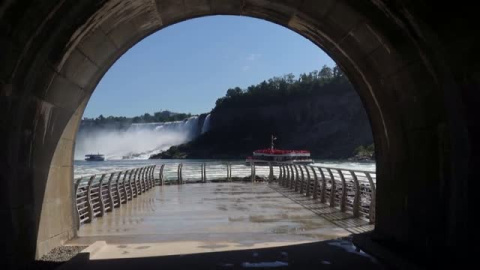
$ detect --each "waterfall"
[75,116,201,160]
[201,114,211,134]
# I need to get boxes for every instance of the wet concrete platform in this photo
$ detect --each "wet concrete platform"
[69,183,354,258]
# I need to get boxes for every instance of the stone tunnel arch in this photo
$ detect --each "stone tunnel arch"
[0,0,474,267]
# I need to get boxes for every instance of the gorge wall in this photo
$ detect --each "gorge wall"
[153,83,373,159]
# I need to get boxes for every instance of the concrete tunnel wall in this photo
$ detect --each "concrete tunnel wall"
[0,0,478,268]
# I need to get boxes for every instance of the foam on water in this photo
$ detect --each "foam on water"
[75,116,211,160]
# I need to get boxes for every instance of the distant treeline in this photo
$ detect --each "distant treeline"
[213,65,348,111]
[82,110,193,125]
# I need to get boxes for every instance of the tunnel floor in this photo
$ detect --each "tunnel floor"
[67,182,375,260]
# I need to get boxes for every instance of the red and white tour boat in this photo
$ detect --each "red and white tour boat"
[245,136,314,165]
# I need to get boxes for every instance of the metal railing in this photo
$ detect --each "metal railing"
[155,161,278,185]
[276,164,376,223]
[74,162,376,227]
[74,165,156,227]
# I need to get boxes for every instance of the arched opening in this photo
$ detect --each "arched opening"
[68,15,376,260]
[0,0,473,268]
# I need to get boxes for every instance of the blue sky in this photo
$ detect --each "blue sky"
[84,15,335,118]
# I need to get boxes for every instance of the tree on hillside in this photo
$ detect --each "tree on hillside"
[319,65,333,80]
[212,65,349,112]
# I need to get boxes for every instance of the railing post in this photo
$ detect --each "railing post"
[327,168,336,207]
[251,162,256,182]
[135,168,141,195]
[136,167,141,194]
[147,166,152,189]
[177,163,182,185]
[143,166,148,191]
[289,165,295,189]
[136,168,143,195]
[366,172,376,223]
[106,173,115,212]
[338,169,347,212]
[146,166,151,189]
[139,167,144,192]
[181,164,183,184]
[86,175,96,221]
[228,162,232,181]
[278,165,283,186]
[279,165,284,186]
[268,162,274,182]
[145,166,150,190]
[74,178,83,229]
[299,165,305,194]
[159,164,165,186]
[312,167,319,200]
[127,170,134,200]
[140,167,145,192]
[151,165,156,188]
[138,167,143,193]
[139,167,145,193]
[204,163,207,183]
[286,165,291,188]
[121,170,129,203]
[97,174,106,217]
[226,163,229,182]
[131,168,137,198]
[287,165,293,188]
[138,167,144,193]
[114,172,122,207]
[293,165,300,192]
[304,166,311,197]
[319,168,327,203]
[350,171,361,218]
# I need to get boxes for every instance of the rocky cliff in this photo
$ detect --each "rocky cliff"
[151,80,373,159]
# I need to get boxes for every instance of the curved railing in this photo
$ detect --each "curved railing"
[152,161,375,222]
[74,162,376,227]
[276,164,376,223]
[74,165,156,227]
[154,161,278,185]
